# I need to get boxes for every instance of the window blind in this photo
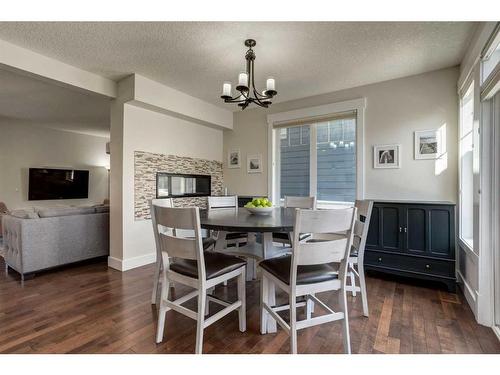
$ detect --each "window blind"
[272,110,357,129]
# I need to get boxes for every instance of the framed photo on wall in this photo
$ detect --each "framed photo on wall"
[373,144,401,169]
[227,149,241,169]
[247,154,262,173]
[414,128,445,160]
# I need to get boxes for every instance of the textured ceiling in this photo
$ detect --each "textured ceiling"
[0,22,476,111]
[0,68,110,137]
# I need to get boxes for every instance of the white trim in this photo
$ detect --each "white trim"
[108,252,156,272]
[492,326,500,342]
[267,98,366,203]
[457,269,478,316]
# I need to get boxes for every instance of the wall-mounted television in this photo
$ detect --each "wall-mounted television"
[28,168,89,200]
[156,173,211,198]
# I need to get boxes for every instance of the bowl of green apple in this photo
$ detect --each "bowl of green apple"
[244,198,274,215]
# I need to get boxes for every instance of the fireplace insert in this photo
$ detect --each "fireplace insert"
[156,173,211,198]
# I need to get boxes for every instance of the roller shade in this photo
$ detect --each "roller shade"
[272,110,357,129]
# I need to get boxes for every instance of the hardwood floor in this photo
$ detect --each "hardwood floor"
[0,257,498,354]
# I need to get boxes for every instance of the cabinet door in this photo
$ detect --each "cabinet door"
[405,206,427,254]
[366,205,380,249]
[380,205,404,252]
[428,206,454,258]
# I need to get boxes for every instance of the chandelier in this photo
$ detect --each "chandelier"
[221,39,277,110]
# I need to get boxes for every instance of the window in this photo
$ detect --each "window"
[275,115,357,204]
[459,82,474,250]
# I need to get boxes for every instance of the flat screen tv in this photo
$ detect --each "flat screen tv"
[28,168,89,200]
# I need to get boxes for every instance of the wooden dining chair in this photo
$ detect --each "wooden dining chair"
[259,207,356,354]
[207,195,248,249]
[150,198,216,305]
[346,200,373,317]
[272,196,317,246]
[153,204,247,353]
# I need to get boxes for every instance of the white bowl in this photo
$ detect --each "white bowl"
[245,206,273,215]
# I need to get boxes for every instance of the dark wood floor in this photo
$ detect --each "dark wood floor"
[0,257,499,354]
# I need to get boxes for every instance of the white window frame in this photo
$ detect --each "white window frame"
[267,98,366,207]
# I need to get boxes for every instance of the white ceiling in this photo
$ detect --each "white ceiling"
[0,68,110,137]
[0,22,477,112]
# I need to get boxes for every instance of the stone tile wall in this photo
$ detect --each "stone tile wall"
[134,151,223,220]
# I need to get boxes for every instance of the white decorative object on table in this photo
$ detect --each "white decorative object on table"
[373,144,401,169]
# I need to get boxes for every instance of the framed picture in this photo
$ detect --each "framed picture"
[414,129,445,160]
[247,154,262,173]
[227,149,241,169]
[373,144,401,169]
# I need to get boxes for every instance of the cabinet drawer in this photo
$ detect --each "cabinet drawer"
[365,250,455,278]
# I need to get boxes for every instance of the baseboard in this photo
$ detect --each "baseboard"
[108,252,156,272]
[492,326,500,342]
[457,269,478,315]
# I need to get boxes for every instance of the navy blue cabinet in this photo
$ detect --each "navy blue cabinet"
[365,201,456,291]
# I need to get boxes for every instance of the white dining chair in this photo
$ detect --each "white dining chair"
[153,204,247,354]
[346,199,373,317]
[273,196,317,246]
[208,195,248,249]
[150,198,216,305]
[259,207,357,354]
[151,198,174,305]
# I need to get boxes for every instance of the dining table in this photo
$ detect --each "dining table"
[199,206,297,334]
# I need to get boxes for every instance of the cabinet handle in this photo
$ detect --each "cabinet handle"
[425,264,430,269]
[404,227,407,233]
[399,227,402,233]
[377,257,382,262]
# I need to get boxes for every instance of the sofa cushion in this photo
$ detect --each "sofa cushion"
[9,210,39,219]
[38,207,95,218]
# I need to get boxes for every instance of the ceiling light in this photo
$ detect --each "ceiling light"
[221,39,277,110]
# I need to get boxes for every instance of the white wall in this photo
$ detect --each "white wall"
[0,121,109,210]
[110,103,223,270]
[224,67,459,203]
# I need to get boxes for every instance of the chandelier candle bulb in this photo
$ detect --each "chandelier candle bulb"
[238,72,248,88]
[266,77,276,91]
[222,82,232,98]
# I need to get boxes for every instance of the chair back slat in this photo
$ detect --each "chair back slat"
[284,196,316,209]
[351,200,374,255]
[292,208,356,268]
[296,237,349,265]
[295,208,354,234]
[154,206,198,230]
[159,233,198,260]
[208,195,238,209]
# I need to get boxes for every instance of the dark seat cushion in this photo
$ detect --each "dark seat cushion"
[259,255,338,285]
[170,252,246,280]
[226,232,247,240]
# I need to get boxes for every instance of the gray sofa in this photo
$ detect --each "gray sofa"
[2,206,109,281]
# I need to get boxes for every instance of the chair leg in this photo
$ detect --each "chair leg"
[358,264,369,317]
[155,277,170,343]
[260,275,269,334]
[195,288,206,354]
[290,294,298,354]
[267,280,277,333]
[223,280,228,286]
[339,288,351,354]
[151,259,161,304]
[349,265,356,297]
[237,268,246,332]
